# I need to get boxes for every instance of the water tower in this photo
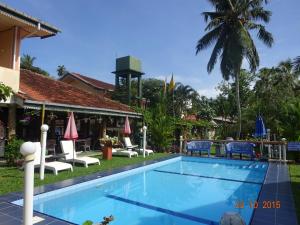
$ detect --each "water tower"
[112,56,144,105]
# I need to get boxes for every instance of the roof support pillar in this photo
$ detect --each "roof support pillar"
[8,104,16,139]
[101,118,107,138]
[12,26,18,70]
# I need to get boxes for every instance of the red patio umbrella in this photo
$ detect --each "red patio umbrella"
[64,112,78,165]
[124,116,131,136]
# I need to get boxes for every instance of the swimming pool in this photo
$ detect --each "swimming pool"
[14,157,268,225]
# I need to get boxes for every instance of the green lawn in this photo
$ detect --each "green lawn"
[289,164,300,223]
[0,153,169,195]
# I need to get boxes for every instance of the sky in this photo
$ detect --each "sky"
[2,0,300,98]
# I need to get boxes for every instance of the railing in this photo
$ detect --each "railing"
[179,137,288,162]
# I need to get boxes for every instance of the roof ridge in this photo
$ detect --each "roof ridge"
[20,69,130,110]
[69,72,115,89]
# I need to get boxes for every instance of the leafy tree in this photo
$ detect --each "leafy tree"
[20,54,49,76]
[112,78,165,107]
[195,96,215,121]
[141,79,164,108]
[249,60,300,136]
[0,82,12,102]
[212,69,254,137]
[213,70,254,120]
[281,99,300,140]
[293,56,300,73]
[196,0,273,138]
[57,65,67,77]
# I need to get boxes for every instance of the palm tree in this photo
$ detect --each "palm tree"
[21,54,36,69]
[276,60,299,86]
[293,56,300,73]
[174,83,199,116]
[196,0,273,138]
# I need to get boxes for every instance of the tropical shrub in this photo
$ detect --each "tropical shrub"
[0,82,12,102]
[4,137,24,166]
[149,114,174,152]
[147,95,174,152]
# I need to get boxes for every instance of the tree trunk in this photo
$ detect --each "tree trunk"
[235,69,242,139]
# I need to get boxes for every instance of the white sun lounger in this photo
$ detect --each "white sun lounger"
[60,140,100,167]
[112,148,138,158]
[135,148,154,156]
[33,142,73,175]
[123,137,154,156]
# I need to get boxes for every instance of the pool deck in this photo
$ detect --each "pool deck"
[0,156,298,225]
[251,162,298,225]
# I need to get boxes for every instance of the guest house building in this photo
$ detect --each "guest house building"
[0,3,141,156]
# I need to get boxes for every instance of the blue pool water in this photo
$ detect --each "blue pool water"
[17,157,268,225]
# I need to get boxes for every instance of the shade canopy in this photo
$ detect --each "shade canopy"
[64,112,78,140]
[124,116,131,135]
[254,115,266,138]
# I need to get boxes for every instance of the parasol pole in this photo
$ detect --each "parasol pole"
[71,112,75,166]
[73,139,75,166]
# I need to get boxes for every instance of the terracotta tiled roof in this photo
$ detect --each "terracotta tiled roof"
[184,114,197,121]
[67,72,115,91]
[19,69,133,113]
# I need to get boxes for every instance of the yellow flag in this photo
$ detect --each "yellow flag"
[169,74,175,92]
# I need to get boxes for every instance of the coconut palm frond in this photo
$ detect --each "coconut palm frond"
[196,25,223,53]
[247,22,273,47]
[207,30,227,73]
[249,7,271,22]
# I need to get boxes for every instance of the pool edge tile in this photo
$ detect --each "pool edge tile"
[250,162,299,225]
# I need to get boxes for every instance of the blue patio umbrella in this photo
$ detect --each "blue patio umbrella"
[254,115,266,138]
[254,115,266,156]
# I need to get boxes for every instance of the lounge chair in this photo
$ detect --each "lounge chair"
[60,140,100,167]
[186,141,212,157]
[33,142,73,175]
[226,142,255,160]
[123,137,154,156]
[112,148,138,158]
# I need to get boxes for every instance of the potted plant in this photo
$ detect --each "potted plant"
[100,136,117,160]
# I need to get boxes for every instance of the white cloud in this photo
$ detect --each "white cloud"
[197,87,219,99]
